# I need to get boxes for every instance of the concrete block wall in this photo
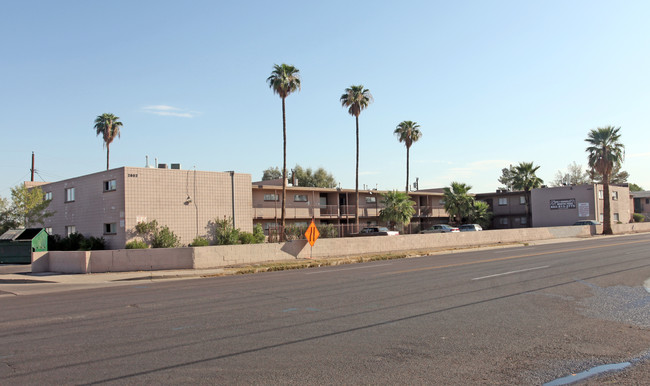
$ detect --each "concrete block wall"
[34,225,605,274]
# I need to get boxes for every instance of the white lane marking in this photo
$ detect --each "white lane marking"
[472,266,550,281]
[305,263,393,274]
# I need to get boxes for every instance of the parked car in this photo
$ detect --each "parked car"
[354,227,399,236]
[459,224,483,232]
[420,224,460,234]
[573,220,600,225]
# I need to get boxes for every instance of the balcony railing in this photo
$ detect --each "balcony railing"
[252,204,448,219]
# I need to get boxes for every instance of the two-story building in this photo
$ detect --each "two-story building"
[631,191,650,221]
[251,179,448,236]
[28,167,451,248]
[477,184,631,228]
[30,166,253,249]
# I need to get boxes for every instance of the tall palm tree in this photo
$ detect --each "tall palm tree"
[443,182,474,225]
[94,113,123,170]
[511,161,543,226]
[394,121,422,193]
[267,64,301,240]
[340,85,373,232]
[585,126,625,235]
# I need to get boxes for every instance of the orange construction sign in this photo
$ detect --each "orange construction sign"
[304,220,320,247]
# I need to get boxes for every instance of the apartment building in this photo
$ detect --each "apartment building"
[251,179,448,235]
[632,191,650,220]
[530,184,630,227]
[477,184,631,228]
[31,167,252,249]
[475,190,530,229]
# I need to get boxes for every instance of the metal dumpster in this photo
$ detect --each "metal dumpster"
[0,228,48,264]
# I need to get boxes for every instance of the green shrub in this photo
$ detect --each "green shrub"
[213,217,240,245]
[133,219,180,248]
[190,236,209,247]
[125,240,149,249]
[48,233,106,251]
[239,232,257,244]
[80,236,106,250]
[253,224,266,243]
[285,224,307,241]
[317,223,338,238]
[151,225,180,248]
[633,213,645,223]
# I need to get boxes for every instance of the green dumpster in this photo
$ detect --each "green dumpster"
[0,228,48,264]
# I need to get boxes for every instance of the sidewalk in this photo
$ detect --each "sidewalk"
[0,267,227,297]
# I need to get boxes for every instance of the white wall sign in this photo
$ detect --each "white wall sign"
[578,202,590,217]
[550,198,576,210]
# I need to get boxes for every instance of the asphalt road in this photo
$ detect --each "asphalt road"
[1,234,649,385]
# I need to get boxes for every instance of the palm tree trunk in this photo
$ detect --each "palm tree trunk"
[405,145,410,193]
[106,143,110,170]
[355,115,360,233]
[603,180,613,235]
[281,97,287,241]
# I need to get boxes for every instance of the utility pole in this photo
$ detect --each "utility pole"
[31,151,35,181]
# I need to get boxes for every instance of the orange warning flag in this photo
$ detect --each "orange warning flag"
[304,220,320,247]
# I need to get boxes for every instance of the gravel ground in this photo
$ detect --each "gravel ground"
[550,279,650,385]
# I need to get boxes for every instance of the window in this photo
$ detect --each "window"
[598,190,604,199]
[264,194,279,201]
[498,197,508,206]
[612,191,618,201]
[599,213,604,222]
[499,218,509,225]
[613,213,619,222]
[264,222,279,230]
[646,198,650,204]
[520,217,527,225]
[45,192,52,200]
[439,199,445,205]
[365,196,376,203]
[44,227,52,235]
[65,225,76,236]
[519,196,526,205]
[294,194,308,202]
[103,179,117,192]
[65,187,75,202]
[104,223,117,234]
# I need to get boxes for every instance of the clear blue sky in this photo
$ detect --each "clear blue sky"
[2,0,649,199]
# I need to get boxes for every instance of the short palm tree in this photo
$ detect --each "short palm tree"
[443,182,474,225]
[585,126,625,234]
[340,85,373,232]
[511,161,543,226]
[379,190,416,230]
[394,121,422,193]
[267,64,301,239]
[94,113,123,170]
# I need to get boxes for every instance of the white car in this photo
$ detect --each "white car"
[355,227,399,236]
[459,224,483,231]
[420,224,460,233]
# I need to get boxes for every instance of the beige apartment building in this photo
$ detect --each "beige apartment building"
[32,167,252,249]
[251,179,448,235]
[30,167,449,248]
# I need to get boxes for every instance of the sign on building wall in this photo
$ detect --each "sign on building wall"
[550,198,576,210]
[578,202,590,217]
